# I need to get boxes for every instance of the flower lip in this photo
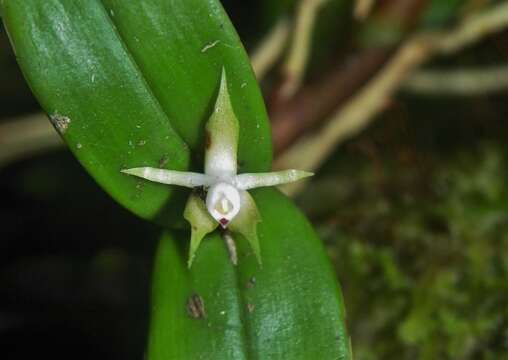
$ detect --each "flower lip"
[206,182,241,228]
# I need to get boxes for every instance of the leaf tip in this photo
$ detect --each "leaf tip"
[300,170,314,178]
[216,66,231,110]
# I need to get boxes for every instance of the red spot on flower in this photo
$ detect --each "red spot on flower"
[205,130,212,149]
[219,218,229,227]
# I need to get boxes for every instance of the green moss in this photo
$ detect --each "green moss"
[300,143,508,359]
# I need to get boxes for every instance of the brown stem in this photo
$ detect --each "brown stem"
[271,48,390,153]
[269,0,429,154]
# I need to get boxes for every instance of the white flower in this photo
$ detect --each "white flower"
[122,69,312,266]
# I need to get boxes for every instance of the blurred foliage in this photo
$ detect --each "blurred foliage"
[419,0,464,29]
[0,20,38,116]
[309,0,352,72]
[298,108,508,358]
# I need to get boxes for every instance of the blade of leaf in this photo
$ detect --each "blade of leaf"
[100,0,273,173]
[236,188,350,358]
[1,0,190,225]
[149,231,250,360]
[149,188,351,359]
[3,1,351,358]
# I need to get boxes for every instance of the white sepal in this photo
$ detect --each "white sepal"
[234,169,314,190]
[121,167,214,188]
[204,69,239,178]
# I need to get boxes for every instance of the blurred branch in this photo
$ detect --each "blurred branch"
[435,2,508,54]
[278,0,330,99]
[270,0,428,154]
[251,18,291,80]
[403,65,508,95]
[274,39,429,181]
[0,113,62,168]
[276,1,508,195]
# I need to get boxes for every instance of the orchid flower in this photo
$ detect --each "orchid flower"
[122,70,312,267]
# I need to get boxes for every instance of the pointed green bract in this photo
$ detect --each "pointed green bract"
[205,70,240,178]
[183,193,218,267]
[229,190,262,265]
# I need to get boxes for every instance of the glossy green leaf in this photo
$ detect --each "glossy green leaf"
[2,1,351,358]
[149,188,350,360]
[1,0,271,226]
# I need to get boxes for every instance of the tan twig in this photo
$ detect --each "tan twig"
[0,113,62,168]
[251,18,291,80]
[279,0,330,99]
[275,39,429,177]
[403,65,508,95]
[436,3,508,54]
[222,231,238,266]
[270,0,428,153]
[275,1,508,195]
[354,0,377,21]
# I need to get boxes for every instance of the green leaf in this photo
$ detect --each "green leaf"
[1,0,272,226]
[149,188,351,360]
[3,1,350,358]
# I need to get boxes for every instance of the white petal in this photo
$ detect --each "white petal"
[121,167,214,188]
[205,182,241,228]
[204,68,239,177]
[234,169,314,190]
